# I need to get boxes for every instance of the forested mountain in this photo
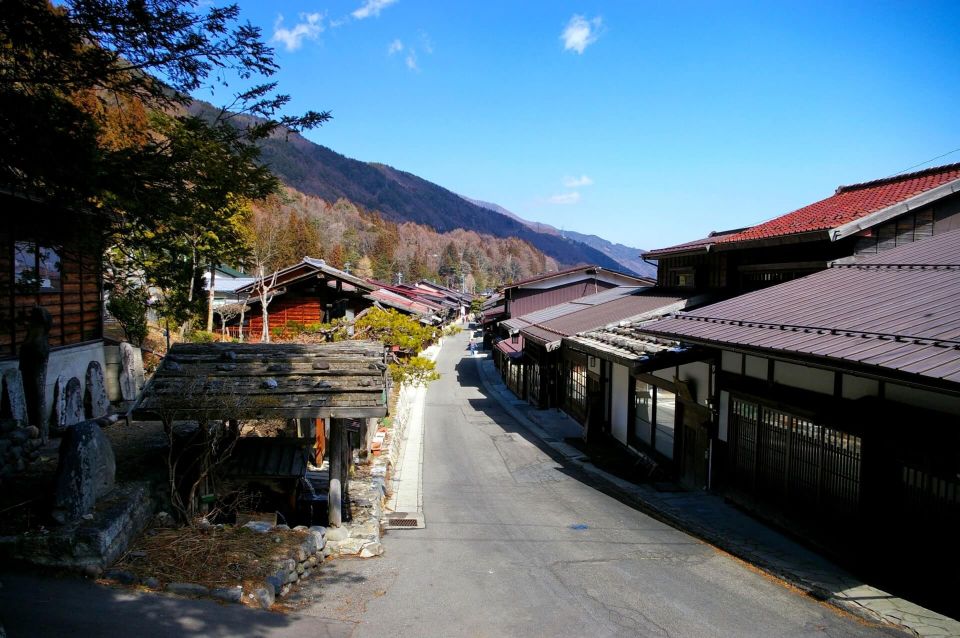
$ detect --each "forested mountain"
[463,197,656,279]
[253,188,558,292]
[247,124,626,272]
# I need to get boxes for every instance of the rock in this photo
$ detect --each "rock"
[260,378,278,390]
[211,586,243,604]
[293,525,308,532]
[153,511,175,528]
[295,563,305,575]
[8,430,27,444]
[266,574,286,595]
[24,425,39,439]
[305,556,318,569]
[142,577,160,589]
[333,538,366,556]
[8,446,22,459]
[302,567,313,580]
[254,586,274,609]
[274,524,290,531]
[285,570,298,584]
[0,420,17,434]
[82,564,102,578]
[322,545,332,558]
[83,362,110,420]
[279,584,291,598]
[166,582,209,597]
[360,542,383,558]
[13,458,24,473]
[51,419,116,524]
[0,370,27,423]
[104,569,138,585]
[242,521,273,534]
[325,526,349,542]
[308,525,326,536]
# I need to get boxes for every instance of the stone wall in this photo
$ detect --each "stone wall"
[0,421,42,483]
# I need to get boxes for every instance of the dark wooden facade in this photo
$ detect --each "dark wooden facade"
[1,194,103,359]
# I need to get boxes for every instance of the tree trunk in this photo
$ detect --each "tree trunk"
[206,264,216,332]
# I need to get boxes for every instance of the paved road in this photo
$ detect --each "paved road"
[337,331,902,637]
[0,332,905,637]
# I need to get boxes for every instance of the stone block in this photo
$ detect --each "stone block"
[360,542,383,558]
[254,586,274,609]
[52,419,116,524]
[52,376,85,435]
[1,370,27,422]
[104,569,138,585]
[166,582,209,597]
[142,577,161,589]
[119,343,144,402]
[325,526,349,542]
[266,574,286,595]
[84,362,110,420]
[211,586,243,604]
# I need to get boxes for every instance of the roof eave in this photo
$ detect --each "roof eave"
[830,178,960,242]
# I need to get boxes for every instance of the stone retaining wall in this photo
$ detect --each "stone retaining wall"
[0,421,42,482]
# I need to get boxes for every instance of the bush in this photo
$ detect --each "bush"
[187,330,217,343]
[107,285,150,346]
[389,356,440,387]
[442,324,462,336]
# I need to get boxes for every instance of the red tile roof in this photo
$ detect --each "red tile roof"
[645,163,960,257]
[721,163,960,244]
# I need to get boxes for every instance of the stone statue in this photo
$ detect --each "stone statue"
[19,305,51,441]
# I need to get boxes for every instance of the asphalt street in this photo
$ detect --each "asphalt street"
[0,331,907,637]
[337,331,903,637]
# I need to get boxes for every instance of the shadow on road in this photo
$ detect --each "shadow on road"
[0,570,353,638]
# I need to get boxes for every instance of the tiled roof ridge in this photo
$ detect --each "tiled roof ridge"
[664,313,960,348]
[835,162,960,194]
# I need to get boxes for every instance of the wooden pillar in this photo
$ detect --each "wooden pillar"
[328,418,349,527]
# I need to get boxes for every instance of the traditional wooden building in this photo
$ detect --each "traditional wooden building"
[639,229,960,609]
[232,258,378,339]
[0,191,108,423]
[644,163,960,298]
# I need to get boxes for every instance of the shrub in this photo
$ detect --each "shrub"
[106,285,150,346]
[390,356,440,387]
[187,330,217,343]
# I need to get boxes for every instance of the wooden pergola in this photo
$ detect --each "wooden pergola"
[133,341,389,526]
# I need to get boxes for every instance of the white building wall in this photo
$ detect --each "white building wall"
[610,363,630,445]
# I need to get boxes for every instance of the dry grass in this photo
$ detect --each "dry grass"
[115,525,308,590]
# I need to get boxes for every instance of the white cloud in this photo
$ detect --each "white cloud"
[419,30,434,54]
[405,49,418,71]
[561,14,602,54]
[388,39,404,55]
[352,0,397,20]
[563,175,594,188]
[548,192,581,205]
[272,13,323,52]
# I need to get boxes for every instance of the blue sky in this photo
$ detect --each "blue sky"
[213,1,960,250]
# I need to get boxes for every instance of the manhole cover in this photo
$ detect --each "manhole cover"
[383,512,425,530]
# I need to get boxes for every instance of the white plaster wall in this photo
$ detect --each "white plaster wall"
[886,383,960,416]
[744,355,767,380]
[610,363,629,445]
[718,390,730,442]
[0,341,106,424]
[678,361,711,406]
[652,366,675,382]
[721,350,742,373]
[773,360,833,395]
[842,374,880,401]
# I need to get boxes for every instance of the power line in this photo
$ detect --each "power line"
[887,146,960,178]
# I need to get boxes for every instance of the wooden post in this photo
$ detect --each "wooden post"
[328,418,348,527]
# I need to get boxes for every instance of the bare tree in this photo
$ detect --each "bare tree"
[212,302,249,340]
[155,377,251,523]
[254,268,283,343]
[247,201,290,343]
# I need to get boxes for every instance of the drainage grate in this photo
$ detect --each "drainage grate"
[383,512,425,530]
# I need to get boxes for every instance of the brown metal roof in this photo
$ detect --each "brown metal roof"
[511,287,689,349]
[640,229,960,385]
[133,341,389,420]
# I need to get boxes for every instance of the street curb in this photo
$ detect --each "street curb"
[472,354,921,635]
